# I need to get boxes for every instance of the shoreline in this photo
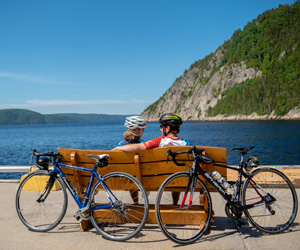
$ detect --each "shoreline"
[149,116,300,122]
[147,110,300,122]
[192,115,300,121]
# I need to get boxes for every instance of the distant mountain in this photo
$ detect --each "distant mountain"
[142,2,300,120]
[0,109,130,125]
[0,109,45,124]
[44,113,130,123]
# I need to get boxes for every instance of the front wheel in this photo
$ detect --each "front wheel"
[16,170,68,232]
[242,167,298,234]
[155,172,212,244]
[89,172,149,241]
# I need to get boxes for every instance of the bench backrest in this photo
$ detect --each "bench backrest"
[57,146,227,193]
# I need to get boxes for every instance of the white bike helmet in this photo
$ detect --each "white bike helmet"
[124,116,147,130]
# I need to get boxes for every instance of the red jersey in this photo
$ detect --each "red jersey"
[143,136,191,149]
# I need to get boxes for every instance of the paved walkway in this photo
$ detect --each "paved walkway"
[1,182,299,250]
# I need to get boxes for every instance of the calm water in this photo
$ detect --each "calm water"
[1,120,299,179]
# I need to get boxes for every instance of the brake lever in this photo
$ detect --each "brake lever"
[29,149,36,164]
[29,154,34,164]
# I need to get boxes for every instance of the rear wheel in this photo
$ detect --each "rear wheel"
[16,170,68,232]
[155,172,212,244]
[242,167,298,234]
[89,172,149,241]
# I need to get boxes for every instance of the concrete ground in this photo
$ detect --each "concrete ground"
[1,182,299,250]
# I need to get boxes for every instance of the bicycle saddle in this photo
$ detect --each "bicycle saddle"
[87,154,110,160]
[231,146,255,155]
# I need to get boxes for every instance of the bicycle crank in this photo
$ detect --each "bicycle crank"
[225,202,242,220]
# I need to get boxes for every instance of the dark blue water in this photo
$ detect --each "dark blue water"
[1,120,299,179]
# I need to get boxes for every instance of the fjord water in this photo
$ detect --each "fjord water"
[0,120,299,179]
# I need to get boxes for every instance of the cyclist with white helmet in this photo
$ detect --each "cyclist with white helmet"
[117,116,147,146]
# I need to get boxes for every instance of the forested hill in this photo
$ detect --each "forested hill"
[142,2,300,120]
[0,109,128,125]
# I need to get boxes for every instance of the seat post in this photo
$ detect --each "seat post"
[239,153,245,168]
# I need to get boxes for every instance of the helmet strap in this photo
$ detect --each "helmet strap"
[162,126,171,137]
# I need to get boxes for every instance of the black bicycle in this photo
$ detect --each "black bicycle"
[155,146,298,244]
[16,149,149,241]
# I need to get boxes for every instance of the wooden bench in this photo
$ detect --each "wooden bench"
[57,146,227,231]
[227,166,300,185]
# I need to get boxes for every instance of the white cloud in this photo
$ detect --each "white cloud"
[1,98,154,108]
[0,71,67,85]
[0,98,155,114]
[25,99,127,106]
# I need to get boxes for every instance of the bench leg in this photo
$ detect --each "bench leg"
[80,220,93,232]
[130,190,139,204]
[171,191,180,205]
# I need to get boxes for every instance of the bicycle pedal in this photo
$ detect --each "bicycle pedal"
[74,211,81,220]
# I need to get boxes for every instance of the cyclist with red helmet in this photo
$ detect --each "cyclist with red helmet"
[113,113,191,151]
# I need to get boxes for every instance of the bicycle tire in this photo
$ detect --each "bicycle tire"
[242,167,298,234]
[16,170,68,232]
[89,172,149,241]
[155,172,212,244]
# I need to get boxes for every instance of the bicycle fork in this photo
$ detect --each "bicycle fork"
[36,172,56,203]
[180,173,197,209]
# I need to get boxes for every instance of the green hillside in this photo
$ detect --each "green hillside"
[208,2,300,116]
[0,109,128,125]
[0,109,45,125]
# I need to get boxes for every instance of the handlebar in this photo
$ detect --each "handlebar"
[31,149,61,158]
[31,149,62,170]
[167,146,215,166]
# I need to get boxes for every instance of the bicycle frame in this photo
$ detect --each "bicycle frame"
[45,161,117,212]
[185,152,274,214]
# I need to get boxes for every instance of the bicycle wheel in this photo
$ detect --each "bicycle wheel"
[155,172,212,244]
[89,172,149,241]
[16,170,68,232]
[242,167,298,234]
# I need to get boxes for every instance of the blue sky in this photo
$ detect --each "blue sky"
[0,0,296,115]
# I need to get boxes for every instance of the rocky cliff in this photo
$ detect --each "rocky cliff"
[141,2,300,121]
[142,50,263,120]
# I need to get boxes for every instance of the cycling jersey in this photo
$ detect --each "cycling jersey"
[143,136,191,150]
[118,139,144,146]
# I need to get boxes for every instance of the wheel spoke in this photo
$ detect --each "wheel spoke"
[16,170,67,232]
[155,172,212,244]
[242,167,298,234]
[89,172,149,241]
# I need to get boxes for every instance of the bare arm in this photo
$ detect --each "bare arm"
[112,143,147,152]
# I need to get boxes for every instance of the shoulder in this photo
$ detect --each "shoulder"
[118,140,128,146]
[159,137,191,147]
[180,138,192,146]
[143,136,163,149]
[118,139,143,146]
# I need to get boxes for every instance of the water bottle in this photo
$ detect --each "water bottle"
[211,171,229,189]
